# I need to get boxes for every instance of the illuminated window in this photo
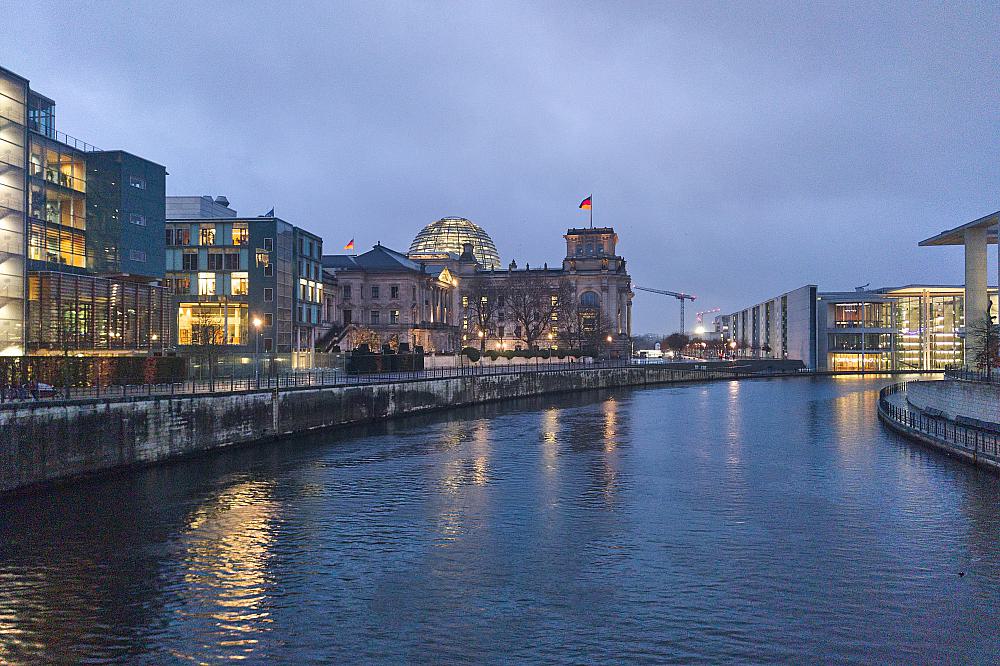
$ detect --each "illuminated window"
[390,309,400,324]
[177,303,248,346]
[129,213,146,226]
[198,272,216,296]
[232,224,249,245]
[231,272,249,296]
[199,226,216,246]
[128,175,146,190]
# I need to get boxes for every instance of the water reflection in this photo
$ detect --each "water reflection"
[168,479,278,662]
[0,379,999,663]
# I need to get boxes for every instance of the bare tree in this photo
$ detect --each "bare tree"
[967,302,999,375]
[464,279,502,351]
[504,272,563,349]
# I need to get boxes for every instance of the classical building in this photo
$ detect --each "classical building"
[319,243,460,352]
[716,284,999,371]
[0,65,170,355]
[166,196,323,357]
[320,217,633,356]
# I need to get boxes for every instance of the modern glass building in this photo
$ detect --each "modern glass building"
[408,217,501,269]
[0,65,169,355]
[717,284,999,371]
[166,198,323,356]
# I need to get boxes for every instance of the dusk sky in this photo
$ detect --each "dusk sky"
[5,1,998,333]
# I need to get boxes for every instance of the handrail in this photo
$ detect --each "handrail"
[878,382,1000,462]
[0,360,798,407]
[943,367,999,385]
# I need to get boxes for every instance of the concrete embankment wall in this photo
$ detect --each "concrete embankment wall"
[906,380,1000,424]
[1,365,767,494]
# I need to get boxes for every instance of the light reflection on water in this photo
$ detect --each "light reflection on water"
[1,376,999,663]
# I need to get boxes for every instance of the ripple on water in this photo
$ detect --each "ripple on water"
[0,378,999,663]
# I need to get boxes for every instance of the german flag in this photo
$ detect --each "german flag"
[579,195,592,210]
[344,239,355,251]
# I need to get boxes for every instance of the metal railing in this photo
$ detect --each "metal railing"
[0,359,799,407]
[944,367,1000,385]
[878,382,1000,463]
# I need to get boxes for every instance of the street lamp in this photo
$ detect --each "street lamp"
[252,317,263,384]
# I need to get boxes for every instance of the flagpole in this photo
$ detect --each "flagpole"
[590,194,593,228]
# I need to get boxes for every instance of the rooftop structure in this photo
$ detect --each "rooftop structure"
[408,217,501,270]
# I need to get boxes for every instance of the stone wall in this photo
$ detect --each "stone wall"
[906,379,1000,424]
[4,364,790,494]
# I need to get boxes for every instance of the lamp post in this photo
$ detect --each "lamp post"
[252,316,262,385]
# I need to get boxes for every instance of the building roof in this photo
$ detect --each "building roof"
[566,227,616,235]
[323,243,426,273]
[918,211,999,246]
[409,217,501,269]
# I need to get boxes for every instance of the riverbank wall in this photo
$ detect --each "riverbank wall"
[0,362,802,494]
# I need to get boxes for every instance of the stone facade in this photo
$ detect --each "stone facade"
[320,224,634,357]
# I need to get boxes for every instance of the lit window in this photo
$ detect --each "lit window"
[390,309,400,324]
[231,272,249,296]
[462,295,469,308]
[199,226,216,246]
[198,272,216,295]
[232,224,249,245]
[129,213,146,226]
[255,249,270,267]
[265,312,274,327]
[128,175,146,190]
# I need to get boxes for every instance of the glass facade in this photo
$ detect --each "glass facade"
[26,271,169,353]
[409,217,501,269]
[177,302,248,346]
[0,69,27,355]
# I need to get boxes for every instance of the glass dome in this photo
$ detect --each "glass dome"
[409,217,501,269]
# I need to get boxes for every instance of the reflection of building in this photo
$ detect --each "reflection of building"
[320,218,633,355]
[166,196,323,355]
[716,284,999,371]
[0,65,169,355]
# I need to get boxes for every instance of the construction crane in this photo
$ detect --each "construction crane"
[695,308,721,335]
[635,286,696,334]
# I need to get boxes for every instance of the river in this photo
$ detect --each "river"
[1,376,998,663]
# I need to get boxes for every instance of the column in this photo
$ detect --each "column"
[964,226,988,364]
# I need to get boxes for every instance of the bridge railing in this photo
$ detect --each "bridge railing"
[0,359,799,407]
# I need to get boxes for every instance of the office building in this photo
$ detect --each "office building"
[0,65,169,355]
[166,197,323,356]
[716,284,999,371]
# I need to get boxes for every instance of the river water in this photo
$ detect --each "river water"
[1,376,999,664]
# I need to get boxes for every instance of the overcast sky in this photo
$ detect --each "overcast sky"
[4,1,998,332]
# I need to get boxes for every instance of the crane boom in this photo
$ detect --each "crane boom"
[635,286,696,334]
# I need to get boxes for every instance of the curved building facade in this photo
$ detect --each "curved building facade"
[409,217,501,269]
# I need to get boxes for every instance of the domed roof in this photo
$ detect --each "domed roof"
[409,217,501,269]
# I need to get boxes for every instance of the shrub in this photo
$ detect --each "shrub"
[503,350,515,360]
[463,347,481,362]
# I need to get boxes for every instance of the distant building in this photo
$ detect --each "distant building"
[0,65,170,355]
[166,197,323,357]
[320,217,634,356]
[715,284,999,371]
[319,243,460,352]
